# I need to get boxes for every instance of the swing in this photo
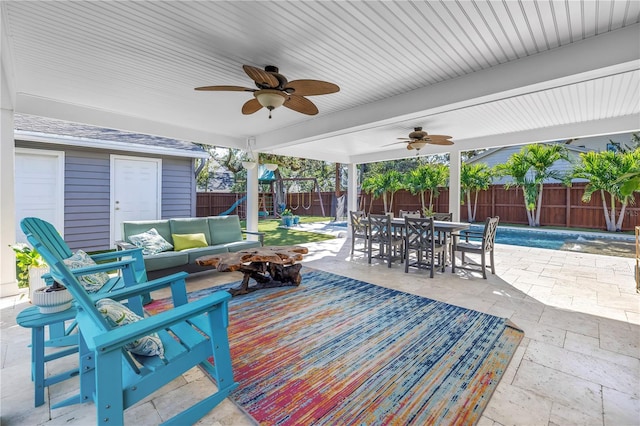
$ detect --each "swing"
[289,189,300,210]
[258,194,269,217]
[301,187,312,210]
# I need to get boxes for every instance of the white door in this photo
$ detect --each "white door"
[111,155,162,245]
[15,148,65,243]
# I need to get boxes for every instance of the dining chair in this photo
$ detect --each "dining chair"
[451,216,500,279]
[367,214,404,268]
[349,210,369,256]
[404,217,445,277]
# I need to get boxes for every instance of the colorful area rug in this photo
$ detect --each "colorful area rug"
[146,269,523,425]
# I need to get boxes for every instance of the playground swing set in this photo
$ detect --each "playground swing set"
[256,169,325,219]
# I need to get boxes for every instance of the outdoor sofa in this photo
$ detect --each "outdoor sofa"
[117,215,264,279]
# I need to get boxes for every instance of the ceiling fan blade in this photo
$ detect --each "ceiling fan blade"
[243,65,279,88]
[284,80,340,96]
[407,144,415,150]
[427,138,454,145]
[383,141,410,147]
[194,85,255,92]
[242,98,263,115]
[397,138,413,141]
[427,134,453,139]
[284,95,318,115]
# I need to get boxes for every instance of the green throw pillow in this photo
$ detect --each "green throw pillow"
[172,233,208,251]
[128,228,173,255]
[63,249,110,293]
[96,298,164,357]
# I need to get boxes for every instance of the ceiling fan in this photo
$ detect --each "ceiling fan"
[195,65,340,119]
[387,127,454,152]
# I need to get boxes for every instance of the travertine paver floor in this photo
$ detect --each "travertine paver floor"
[1,235,638,425]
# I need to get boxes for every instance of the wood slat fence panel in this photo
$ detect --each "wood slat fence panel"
[197,183,639,231]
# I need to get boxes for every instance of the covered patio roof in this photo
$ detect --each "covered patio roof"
[1,2,638,162]
[1,2,639,295]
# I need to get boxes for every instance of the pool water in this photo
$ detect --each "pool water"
[469,225,635,258]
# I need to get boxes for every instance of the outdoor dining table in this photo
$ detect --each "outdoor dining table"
[390,217,471,268]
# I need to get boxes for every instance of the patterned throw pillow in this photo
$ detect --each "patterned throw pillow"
[128,228,173,255]
[95,298,164,357]
[63,249,110,293]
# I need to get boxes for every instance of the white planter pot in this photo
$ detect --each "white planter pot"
[31,286,73,314]
[28,266,50,301]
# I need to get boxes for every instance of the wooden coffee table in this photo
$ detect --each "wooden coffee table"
[196,245,309,296]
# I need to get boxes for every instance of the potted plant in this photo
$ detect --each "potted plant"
[31,281,73,314]
[10,243,49,300]
[281,208,294,227]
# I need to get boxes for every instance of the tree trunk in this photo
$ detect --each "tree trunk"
[472,190,479,222]
[383,193,388,213]
[466,191,473,222]
[601,190,614,231]
[420,191,426,211]
[523,191,535,226]
[335,163,342,197]
[534,184,544,227]
[615,200,628,231]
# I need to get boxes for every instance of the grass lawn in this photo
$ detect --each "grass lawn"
[241,216,337,246]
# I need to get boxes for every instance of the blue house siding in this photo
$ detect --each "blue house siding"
[64,151,111,251]
[15,140,199,251]
[162,158,196,219]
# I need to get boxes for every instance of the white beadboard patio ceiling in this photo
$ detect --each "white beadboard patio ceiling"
[1,1,639,163]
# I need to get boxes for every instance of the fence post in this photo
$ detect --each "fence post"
[566,186,571,227]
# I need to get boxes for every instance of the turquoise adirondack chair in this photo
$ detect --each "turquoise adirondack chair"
[21,217,148,317]
[23,218,238,425]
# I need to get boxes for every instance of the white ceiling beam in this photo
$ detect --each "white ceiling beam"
[14,93,244,149]
[256,24,640,151]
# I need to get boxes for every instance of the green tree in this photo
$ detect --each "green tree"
[460,163,493,222]
[495,143,568,227]
[404,163,448,215]
[571,150,640,231]
[361,174,384,214]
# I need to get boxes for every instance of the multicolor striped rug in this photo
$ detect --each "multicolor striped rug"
[146,269,523,425]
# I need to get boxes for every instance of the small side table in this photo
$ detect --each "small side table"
[16,306,80,408]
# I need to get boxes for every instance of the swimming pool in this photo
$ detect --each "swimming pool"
[469,225,635,257]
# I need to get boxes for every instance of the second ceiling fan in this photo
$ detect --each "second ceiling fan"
[388,127,454,152]
[195,65,339,118]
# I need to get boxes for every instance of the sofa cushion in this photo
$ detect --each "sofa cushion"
[182,245,230,264]
[169,218,211,245]
[208,215,243,245]
[128,228,174,255]
[123,220,173,246]
[172,233,208,251]
[224,240,262,253]
[143,251,189,272]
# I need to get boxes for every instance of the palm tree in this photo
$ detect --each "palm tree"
[572,150,640,231]
[403,163,449,215]
[495,144,568,227]
[460,163,493,222]
[378,170,404,213]
[361,174,384,214]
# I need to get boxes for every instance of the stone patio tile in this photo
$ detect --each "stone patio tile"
[564,331,639,370]
[548,401,603,426]
[524,340,639,397]
[599,320,640,359]
[512,360,602,418]
[597,292,640,313]
[626,310,640,325]
[551,282,598,299]
[538,307,600,337]
[571,297,629,322]
[482,382,553,426]
[602,387,640,426]
[510,318,566,348]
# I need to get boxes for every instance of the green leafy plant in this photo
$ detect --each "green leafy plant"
[10,243,47,288]
[281,208,293,216]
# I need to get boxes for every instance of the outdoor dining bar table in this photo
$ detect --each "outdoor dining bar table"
[390,218,471,269]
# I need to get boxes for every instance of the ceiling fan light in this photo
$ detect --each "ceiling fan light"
[242,161,257,170]
[255,90,286,110]
[410,141,427,150]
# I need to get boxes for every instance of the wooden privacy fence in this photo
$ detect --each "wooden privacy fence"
[197,183,640,231]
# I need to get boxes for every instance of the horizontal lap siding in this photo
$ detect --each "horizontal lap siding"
[64,152,111,251]
[162,158,195,219]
